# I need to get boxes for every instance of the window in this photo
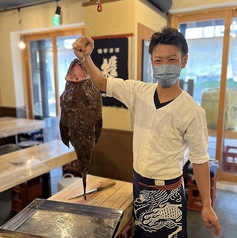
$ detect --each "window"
[171,7,237,182]
[23,28,84,119]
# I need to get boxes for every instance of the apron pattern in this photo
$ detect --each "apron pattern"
[134,188,183,237]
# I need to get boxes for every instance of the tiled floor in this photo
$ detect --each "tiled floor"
[187,185,237,238]
[50,166,63,195]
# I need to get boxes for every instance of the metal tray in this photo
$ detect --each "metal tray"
[1,198,123,238]
[0,228,49,237]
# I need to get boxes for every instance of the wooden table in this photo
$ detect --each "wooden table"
[0,140,76,194]
[49,175,133,237]
[0,117,45,139]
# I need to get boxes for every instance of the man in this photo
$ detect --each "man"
[72,27,221,237]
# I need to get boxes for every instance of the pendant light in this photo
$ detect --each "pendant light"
[55,2,61,16]
[52,0,61,26]
[18,8,26,50]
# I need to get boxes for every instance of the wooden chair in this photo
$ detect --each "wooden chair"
[180,79,194,97]
[222,146,237,173]
[187,160,219,211]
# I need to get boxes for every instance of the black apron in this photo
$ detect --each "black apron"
[133,170,188,238]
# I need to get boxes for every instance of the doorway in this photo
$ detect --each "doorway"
[171,7,237,183]
[23,28,84,119]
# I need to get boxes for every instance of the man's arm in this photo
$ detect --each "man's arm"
[192,162,211,207]
[192,162,221,236]
[72,36,107,91]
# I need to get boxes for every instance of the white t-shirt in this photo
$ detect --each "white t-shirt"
[106,77,210,180]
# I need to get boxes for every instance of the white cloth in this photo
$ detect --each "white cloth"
[106,77,210,180]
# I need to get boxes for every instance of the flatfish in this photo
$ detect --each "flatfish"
[59,58,103,199]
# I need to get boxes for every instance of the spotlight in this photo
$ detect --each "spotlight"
[55,6,61,16]
[52,1,61,26]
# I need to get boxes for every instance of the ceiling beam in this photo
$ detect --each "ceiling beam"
[0,0,59,13]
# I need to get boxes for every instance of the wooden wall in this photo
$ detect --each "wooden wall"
[90,129,133,183]
[137,23,156,81]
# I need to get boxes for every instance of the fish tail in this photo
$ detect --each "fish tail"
[82,173,87,200]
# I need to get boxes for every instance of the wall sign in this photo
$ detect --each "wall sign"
[91,37,129,107]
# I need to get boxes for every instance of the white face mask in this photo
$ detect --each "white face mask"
[153,64,182,88]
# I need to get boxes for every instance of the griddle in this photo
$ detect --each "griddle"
[1,198,123,238]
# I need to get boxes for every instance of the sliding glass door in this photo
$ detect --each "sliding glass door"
[29,38,55,119]
[24,28,83,119]
[178,19,224,161]
[56,35,80,98]
[171,8,237,182]
[222,16,237,180]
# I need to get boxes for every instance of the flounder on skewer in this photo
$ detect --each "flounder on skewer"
[59,58,103,200]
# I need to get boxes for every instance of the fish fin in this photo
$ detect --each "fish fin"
[59,121,70,147]
[95,118,103,145]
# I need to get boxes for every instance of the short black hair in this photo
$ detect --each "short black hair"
[149,26,188,57]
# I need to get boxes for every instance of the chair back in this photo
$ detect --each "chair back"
[180,79,194,97]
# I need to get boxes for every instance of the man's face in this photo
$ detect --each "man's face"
[151,44,188,68]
